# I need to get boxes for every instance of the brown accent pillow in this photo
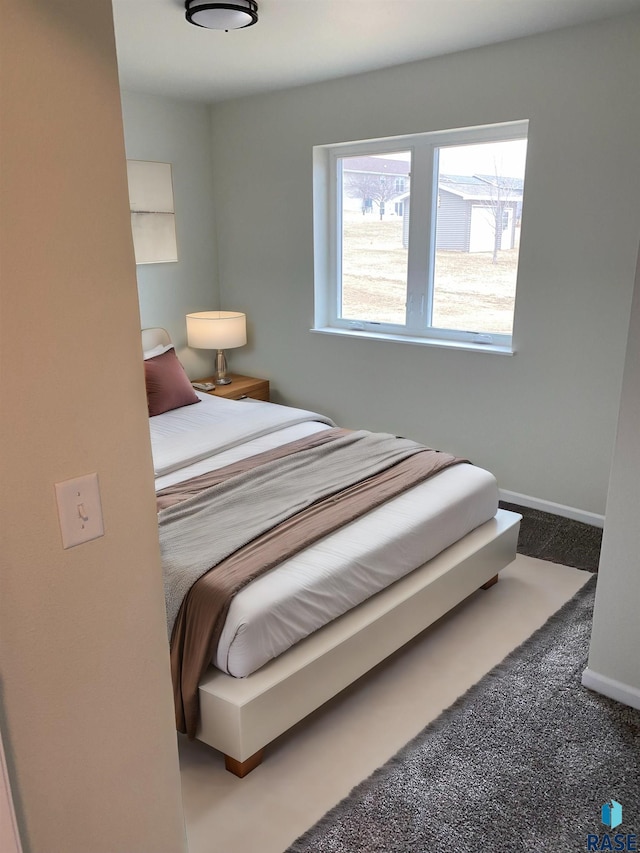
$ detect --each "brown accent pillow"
[144,348,200,417]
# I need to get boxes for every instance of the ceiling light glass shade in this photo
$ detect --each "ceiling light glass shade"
[186,311,247,349]
[185,1,258,30]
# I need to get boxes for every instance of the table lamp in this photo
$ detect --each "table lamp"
[186,311,247,385]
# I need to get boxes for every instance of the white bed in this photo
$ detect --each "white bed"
[143,328,521,776]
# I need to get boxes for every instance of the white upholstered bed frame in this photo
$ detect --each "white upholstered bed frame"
[142,328,521,776]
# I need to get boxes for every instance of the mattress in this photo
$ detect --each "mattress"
[152,394,498,678]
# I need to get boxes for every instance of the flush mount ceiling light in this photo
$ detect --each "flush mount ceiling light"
[185,0,258,30]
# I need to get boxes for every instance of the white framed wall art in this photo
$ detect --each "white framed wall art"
[126,160,178,264]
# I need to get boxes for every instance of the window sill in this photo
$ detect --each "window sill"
[310,326,515,356]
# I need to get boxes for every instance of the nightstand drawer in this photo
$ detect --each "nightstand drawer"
[193,374,269,402]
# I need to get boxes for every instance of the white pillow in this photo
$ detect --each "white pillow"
[143,343,174,360]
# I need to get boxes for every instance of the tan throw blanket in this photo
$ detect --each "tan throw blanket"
[158,429,467,738]
[159,429,443,639]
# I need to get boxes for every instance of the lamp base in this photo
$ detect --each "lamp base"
[214,349,232,385]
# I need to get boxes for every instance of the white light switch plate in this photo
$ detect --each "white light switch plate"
[55,472,104,549]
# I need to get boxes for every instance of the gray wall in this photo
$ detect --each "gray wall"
[586,239,640,701]
[121,90,219,378]
[209,13,640,516]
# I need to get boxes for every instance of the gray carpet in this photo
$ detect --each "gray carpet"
[286,577,640,852]
[499,501,602,572]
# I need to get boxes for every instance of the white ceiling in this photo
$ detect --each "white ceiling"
[113,0,639,103]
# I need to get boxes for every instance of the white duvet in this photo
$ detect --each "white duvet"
[151,395,335,477]
[151,393,498,678]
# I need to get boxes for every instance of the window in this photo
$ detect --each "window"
[313,121,528,352]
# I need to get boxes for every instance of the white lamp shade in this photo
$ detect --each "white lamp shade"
[186,311,247,350]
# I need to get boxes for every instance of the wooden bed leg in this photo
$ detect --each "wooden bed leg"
[480,574,499,590]
[224,749,265,778]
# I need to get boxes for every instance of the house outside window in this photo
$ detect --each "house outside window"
[312,120,528,353]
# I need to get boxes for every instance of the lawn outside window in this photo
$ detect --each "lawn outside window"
[312,121,529,354]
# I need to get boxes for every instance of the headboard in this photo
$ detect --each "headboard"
[141,327,171,356]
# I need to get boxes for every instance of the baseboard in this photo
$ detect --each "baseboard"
[581,667,640,711]
[498,489,604,529]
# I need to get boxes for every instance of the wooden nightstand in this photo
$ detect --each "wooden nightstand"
[194,374,270,402]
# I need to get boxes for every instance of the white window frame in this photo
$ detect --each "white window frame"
[312,120,528,355]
